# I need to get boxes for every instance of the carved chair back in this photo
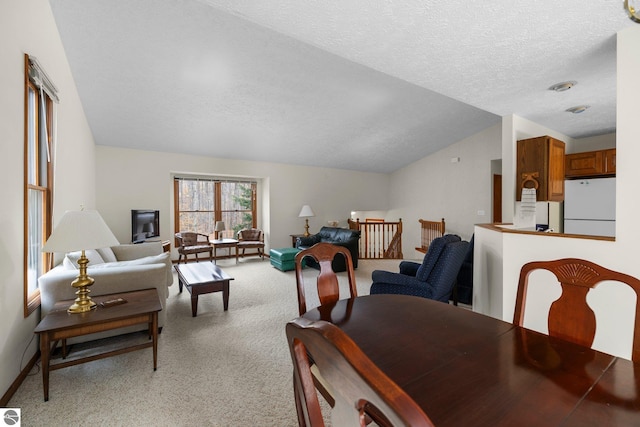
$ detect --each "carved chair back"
[513,258,640,361]
[294,242,357,316]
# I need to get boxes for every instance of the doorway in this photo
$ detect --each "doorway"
[492,174,502,224]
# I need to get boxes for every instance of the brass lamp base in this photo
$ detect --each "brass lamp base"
[303,218,310,237]
[68,251,97,313]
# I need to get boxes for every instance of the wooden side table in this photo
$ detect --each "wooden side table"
[290,234,305,247]
[34,288,162,401]
[209,238,239,264]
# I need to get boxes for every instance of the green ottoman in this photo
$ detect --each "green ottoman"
[270,247,301,271]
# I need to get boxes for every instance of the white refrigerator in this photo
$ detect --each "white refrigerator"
[564,177,616,237]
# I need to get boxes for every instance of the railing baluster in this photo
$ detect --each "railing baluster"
[348,218,403,259]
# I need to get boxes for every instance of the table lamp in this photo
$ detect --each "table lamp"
[42,209,120,313]
[298,205,315,236]
[215,221,226,239]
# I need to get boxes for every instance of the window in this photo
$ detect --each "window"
[24,54,58,317]
[174,177,257,238]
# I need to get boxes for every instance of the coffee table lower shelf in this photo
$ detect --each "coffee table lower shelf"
[34,288,162,401]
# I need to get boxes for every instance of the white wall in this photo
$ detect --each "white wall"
[475,27,640,360]
[95,146,390,253]
[388,124,502,258]
[565,133,616,154]
[0,0,97,399]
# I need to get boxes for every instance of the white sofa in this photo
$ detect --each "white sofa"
[38,241,173,343]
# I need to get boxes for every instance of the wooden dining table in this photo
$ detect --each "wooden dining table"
[301,294,640,426]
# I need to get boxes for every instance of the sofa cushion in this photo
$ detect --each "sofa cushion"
[63,249,105,270]
[111,241,164,261]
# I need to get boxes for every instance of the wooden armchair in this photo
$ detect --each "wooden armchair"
[237,228,265,259]
[286,317,435,427]
[174,232,212,264]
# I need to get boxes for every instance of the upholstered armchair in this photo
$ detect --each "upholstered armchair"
[175,231,212,263]
[370,235,469,303]
[237,228,265,259]
[452,234,474,305]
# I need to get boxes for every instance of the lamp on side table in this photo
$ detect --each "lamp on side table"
[298,205,315,237]
[41,209,119,313]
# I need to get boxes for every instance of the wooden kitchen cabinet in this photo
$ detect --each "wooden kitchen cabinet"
[565,148,616,178]
[604,148,616,175]
[516,136,565,201]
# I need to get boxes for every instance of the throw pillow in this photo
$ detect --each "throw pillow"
[63,249,105,270]
[96,247,118,263]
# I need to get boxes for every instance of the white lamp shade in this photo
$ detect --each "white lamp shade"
[42,210,120,253]
[298,205,315,218]
[215,221,226,232]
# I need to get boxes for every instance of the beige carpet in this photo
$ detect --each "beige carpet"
[9,257,402,426]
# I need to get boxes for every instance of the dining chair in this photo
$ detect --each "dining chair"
[513,258,640,361]
[286,317,435,427]
[294,242,357,316]
[293,242,358,417]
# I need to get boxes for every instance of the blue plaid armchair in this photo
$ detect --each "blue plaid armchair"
[370,234,469,303]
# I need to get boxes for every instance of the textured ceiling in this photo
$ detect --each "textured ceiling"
[48,0,634,173]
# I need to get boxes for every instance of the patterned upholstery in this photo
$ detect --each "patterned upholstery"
[453,234,474,305]
[370,235,469,303]
[414,234,461,281]
[237,228,265,259]
[175,232,212,263]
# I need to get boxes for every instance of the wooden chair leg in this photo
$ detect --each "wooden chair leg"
[293,372,307,427]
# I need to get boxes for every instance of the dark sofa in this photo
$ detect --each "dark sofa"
[296,226,361,271]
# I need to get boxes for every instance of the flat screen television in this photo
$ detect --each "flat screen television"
[131,209,160,243]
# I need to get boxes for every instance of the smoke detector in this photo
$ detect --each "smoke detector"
[565,105,590,114]
[548,81,576,92]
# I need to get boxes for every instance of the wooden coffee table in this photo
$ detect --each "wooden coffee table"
[174,262,234,317]
[34,288,162,401]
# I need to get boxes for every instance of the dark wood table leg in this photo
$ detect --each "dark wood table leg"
[40,332,50,401]
[151,312,158,371]
[191,294,199,317]
[223,280,230,311]
[178,277,183,293]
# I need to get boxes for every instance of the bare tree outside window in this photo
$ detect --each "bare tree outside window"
[174,178,257,238]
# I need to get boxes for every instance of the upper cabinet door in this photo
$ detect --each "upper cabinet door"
[516,136,565,202]
[604,149,616,175]
[565,148,616,178]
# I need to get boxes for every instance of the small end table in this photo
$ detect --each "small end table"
[34,288,162,401]
[290,234,305,247]
[209,238,239,264]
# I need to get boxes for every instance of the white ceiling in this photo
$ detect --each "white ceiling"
[48,0,635,173]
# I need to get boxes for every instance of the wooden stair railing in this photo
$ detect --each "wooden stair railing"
[348,218,403,259]
[416,218,445,254]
